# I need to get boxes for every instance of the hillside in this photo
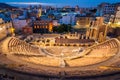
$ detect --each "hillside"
[0,3,17,9]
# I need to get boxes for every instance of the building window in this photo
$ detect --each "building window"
[34,26,36,29]
[37,26,39,28]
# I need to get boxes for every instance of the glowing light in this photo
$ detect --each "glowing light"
[108,22,111,24]
[0,27,3,31]
[117,22,120,25]
[10,27,15,33]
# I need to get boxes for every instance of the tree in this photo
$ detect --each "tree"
[53,24,72,33]
[90,9,97,13]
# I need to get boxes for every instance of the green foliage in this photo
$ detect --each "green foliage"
[53,24,72,33]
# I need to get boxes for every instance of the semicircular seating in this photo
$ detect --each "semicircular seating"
[1,37,120,68]
[10,38,120,67]
[0,37,120,78]
[6,37,42,55]
[65,38,119,67]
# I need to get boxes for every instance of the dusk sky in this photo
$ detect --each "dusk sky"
[1,0,120,7]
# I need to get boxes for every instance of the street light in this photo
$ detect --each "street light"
[0,27,3,31]
[117,22,120,26]
[108,22,111,25]
[10,27,15,36]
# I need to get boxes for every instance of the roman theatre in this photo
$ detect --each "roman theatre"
[0,33,120,80]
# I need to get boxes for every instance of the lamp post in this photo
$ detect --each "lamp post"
[10,27,15,36]
[117,22,120,26]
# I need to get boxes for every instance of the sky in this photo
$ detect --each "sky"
[1,0,120,7]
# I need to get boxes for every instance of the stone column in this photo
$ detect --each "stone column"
[103,25,108,41]
[98,32,104,42]
[89,28,93,39]
[86,30,90,38]
[81,34,84,39]
[93,29,98,40]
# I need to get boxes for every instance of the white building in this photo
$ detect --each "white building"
[13,19,28,32]
[98,3,116,16]
[60,13,76,25]
[109,6,120,27]
[114,6,120,23]
[52,20,60,26]
[97,3,120,22]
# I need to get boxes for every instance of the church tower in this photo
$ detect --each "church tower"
[37,5,42,18]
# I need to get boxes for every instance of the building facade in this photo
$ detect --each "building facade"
[12,19,28,32]
[74,16,92,28]
[22,26,33,34]
[114,6,120,24]
[0,18,13,40]
[86,17,107,42]
[60,13,76,25]
[33,20,53,33]
[98,3,120,22]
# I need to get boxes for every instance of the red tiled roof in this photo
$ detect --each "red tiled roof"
[55,38,95,44]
